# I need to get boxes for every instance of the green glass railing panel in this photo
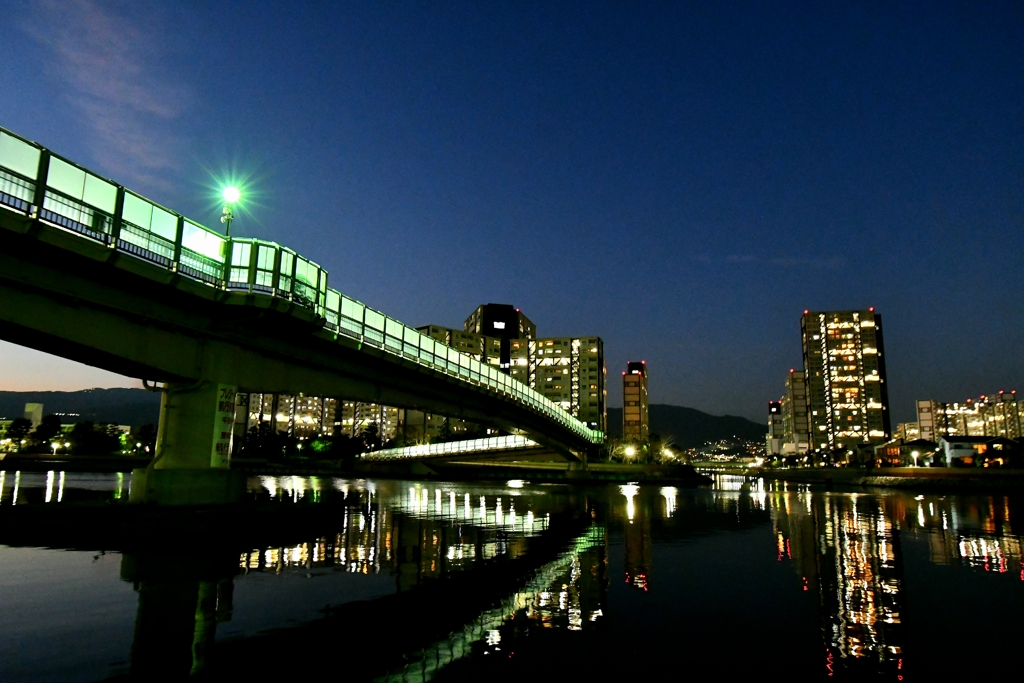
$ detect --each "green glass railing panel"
[385,317,403,337]
[326,289,341,312]
[0,132,40,180]
[279,250,295,276]
[47,157,117,214]
[364,309,385,332]
[181,221,225,262]
[340,296,364,321]
[122,193,177,241]
[256,243,276,270]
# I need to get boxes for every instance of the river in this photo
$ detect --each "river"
[0,471,1020,680]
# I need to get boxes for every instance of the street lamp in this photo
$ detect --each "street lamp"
[221,186,240,236]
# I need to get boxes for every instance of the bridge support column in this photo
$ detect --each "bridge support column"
[130,380,246,505]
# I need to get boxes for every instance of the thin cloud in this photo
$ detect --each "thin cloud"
[22,0,189,188]
[767,256,845,269]
[715,254,845,269]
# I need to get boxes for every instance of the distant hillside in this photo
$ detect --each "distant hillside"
[606,404,766,448]
[0,388,160,427]
[0,391,767,446]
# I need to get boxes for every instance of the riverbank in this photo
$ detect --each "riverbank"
[0,454,713,487]
[756,466,1024,492]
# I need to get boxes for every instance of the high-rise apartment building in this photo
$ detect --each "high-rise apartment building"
[781,369,810,453]
[418,305,606,432]
[335,401,401,440]
[895,422,921,441]
[530,337,605,429]
[801,310,891,451]
[236,393,336,440]
[622,361,649,443]
[767,401,784,455]
[769,370,810,456]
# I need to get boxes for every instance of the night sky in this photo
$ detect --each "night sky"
[1,1,1021,423]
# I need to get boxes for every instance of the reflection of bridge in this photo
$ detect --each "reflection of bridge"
[0,126,602,500]
[0,475,605,680]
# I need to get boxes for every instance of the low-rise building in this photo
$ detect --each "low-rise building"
[938,435,1022,467]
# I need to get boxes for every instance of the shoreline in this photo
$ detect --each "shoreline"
[752,466,1024,492]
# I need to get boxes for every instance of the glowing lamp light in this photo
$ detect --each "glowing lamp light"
[624,446,636,457]
[222,186,241,204]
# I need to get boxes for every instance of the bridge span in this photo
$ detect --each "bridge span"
[0,126,602,501]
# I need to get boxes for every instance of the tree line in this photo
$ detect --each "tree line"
[2,415,157,456]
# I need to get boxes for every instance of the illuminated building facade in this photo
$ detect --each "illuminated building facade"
[767,401,784,455]
[418,304,607,432]
[895,422,921,441]
[237,393,336,439]
[780,369,810,454]
[917,392,1023,441]
[622,361,649,444]
[335,401,400,440]
[801,310,891,451]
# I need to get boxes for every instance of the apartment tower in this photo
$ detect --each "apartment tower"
[622,361,649,443]
[801,309,891,451]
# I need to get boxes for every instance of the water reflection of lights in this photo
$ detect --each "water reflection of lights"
[381,525,605,679]
[620,483,639,521]
[660,486,677,516]
[507,479,525,488]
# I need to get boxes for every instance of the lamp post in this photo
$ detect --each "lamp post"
[221,186,240,236]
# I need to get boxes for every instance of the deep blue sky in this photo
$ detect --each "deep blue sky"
[1,1,1021,422]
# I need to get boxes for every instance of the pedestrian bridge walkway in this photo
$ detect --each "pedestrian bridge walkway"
[0,126,601,475]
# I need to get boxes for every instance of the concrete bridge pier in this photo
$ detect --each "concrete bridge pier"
[130,379,247,505]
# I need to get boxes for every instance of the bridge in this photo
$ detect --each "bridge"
[0,125,603,502]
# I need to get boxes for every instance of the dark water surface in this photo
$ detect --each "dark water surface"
[0,471,1021,680]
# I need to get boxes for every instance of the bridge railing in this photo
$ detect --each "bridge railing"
[0,127,603,445]
[361,434,537,460]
